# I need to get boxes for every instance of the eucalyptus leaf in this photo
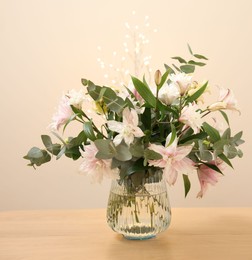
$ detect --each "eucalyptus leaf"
[56,146,66,160]
[172,63,181,72]
[188,60,206,66]
[222,128,231,140]
[164,64,175,74]
[171,56,187,64]
[94,139,116,159]
[115,143,132,161]
[193,54,208,60]
[180,64,195,74]
[187,43,193,55]
[224,145,237,159]
[24,147,51,167]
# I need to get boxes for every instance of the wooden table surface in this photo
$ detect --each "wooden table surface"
[0,208,251,260]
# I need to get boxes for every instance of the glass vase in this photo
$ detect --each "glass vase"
[106,170,171,240]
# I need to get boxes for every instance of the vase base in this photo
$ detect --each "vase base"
[123,234,156,240]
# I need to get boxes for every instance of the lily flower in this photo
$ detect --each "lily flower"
[170,72,192,95]
[49,89,86,131]
[208,87,240,113]
[179,103,203,133]
[49,95,73,131]
[148,134,195,185]
[158,82,180,105]
[79,142,119,183]
[197,160,223,198]
[107,107,144,146]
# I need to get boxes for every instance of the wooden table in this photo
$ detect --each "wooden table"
[0,208,251,260]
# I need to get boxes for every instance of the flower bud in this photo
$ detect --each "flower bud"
[154,70,162,86]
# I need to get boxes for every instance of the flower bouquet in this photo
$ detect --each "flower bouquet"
[24,45,243,198]
[24,45,244,239]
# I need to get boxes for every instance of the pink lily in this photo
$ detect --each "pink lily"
[79,142,119,183]
[197,160,223,198]
[208,87,240,113]
[179,103,203,133]
[148,134,195,185]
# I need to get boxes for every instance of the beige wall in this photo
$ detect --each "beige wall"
[0,0,251,210]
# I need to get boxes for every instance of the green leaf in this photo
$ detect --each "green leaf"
[143,74,149,87]
[213,139,229,155]
[188,60,206,66]
[56,146,66,160]
[183,174,191,198]
[222,128,231,140]
[164,64,175,74]
[24,147,51,167]
[63,113,77,132]
[81,78,88,86]
[218,153,233,168]
[94,139,116,159]
[129,141,144,158]
[102,87,126,114]
[219,110,230,126]
[232,131,243,144]
[115,143,132,161]
[131,76,156,108]
[41,135,53,151]
[144,149,162,166]
[167,124,176,146]
[141,107,151,130]
[87,81,102,100]
[203,162,223,175]
[171,56,187,64]
[172,63,181,72]
[65,146,81,160]
[202,122,221,143]
[26,147,43,159]
[179,132,207,144]
[237,149,243,158]
[158,69,170,89]
[70,105,85,119]
[83,121,96,141]
[193,54,208,60]
[180,64,195,74]
[198,140,213,162]
[41,135,61,156]
[187,43,193,55]
[67,131,87,148]
[124,159,146,177]
[224,145,237,159]
[187,81,208,103]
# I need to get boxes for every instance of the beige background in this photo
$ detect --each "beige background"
[0,0,251,210]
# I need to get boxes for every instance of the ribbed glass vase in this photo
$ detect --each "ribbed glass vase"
[106,170,171,240]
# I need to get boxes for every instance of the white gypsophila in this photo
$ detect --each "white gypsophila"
[158,82,180,105]
[170,73,192,95]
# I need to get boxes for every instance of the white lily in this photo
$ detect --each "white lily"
[107,107,144,146]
